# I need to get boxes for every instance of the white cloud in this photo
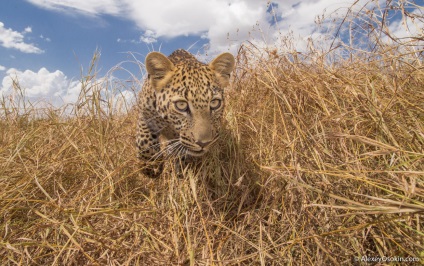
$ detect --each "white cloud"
[140,30,157,44]
[0,22,44,54]
[0,68,136,114]
[22,0,380,54]
[117,30,157,44]
[26,0,122,16]
[40,34,52,42]
[264,0,381,50]
[23,0,421,55]
[0,68,81,107]
[109,88,136,114]
[386,9,424,42]
[0,65,5,71]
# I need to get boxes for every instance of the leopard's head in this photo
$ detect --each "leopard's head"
[145,51,235,156]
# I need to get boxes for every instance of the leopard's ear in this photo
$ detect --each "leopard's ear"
[209,52,235,87]
[145,52,175,90]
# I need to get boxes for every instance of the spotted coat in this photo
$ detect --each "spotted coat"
[136,49,235,177]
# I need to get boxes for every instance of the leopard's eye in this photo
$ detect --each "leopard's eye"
[175,101,189,112]
[210,99,222,110]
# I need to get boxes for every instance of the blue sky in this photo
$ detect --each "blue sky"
[0,0,422,109]
[0,0,210,80]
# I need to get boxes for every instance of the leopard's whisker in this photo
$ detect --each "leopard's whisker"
[164,142,180,157]
[173,144,185,158]
[152,141,180,161]
[166,142,184,159]
[148,142,175,161]
[151,146,170,161]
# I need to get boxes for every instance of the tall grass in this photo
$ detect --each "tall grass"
[1,1,423,265]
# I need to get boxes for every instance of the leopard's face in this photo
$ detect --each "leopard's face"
[139,49,235,161]
[156,65,224,156]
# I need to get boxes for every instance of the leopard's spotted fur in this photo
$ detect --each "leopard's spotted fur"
[136,49,235,177]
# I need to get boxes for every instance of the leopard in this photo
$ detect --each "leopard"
[136,49,235,177]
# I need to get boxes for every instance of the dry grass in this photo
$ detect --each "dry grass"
[1,1,424,265]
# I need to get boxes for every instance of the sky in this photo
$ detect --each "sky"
[0,0,423,110]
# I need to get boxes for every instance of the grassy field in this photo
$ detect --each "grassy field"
[1,2,424,265]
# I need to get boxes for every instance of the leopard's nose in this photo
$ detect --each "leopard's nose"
[195,140,212,148]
